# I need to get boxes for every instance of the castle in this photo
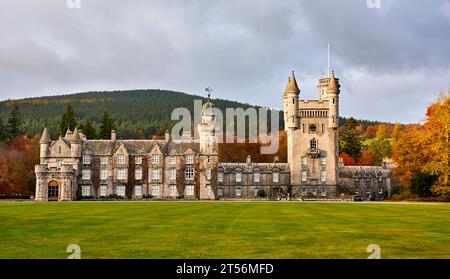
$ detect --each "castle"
[35,72,392,201]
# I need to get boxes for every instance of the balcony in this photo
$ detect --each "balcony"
[307,148,320,157]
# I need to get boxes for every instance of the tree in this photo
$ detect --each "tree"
[99,110,115,139]
[79,119,97,140]
[359,150,374,166]
[0,118,6,141]
[339,117,362,161]
[392,122,400,141]
[376,124,392,139]
[340,152,356,166]
[60,105,77,135]
[423,92,450,196]
[6,104,23,140]
[410,172,438,198]
[365,125,377,139]
[367,138,392,165]
[392,125,429,193]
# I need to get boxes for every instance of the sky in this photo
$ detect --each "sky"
[0,0,449,124]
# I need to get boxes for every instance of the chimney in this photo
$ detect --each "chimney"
[111,130,116,142]
[165,130,170,143]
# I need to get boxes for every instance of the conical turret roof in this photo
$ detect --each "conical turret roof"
[284,71,300,95]
[72,127,82,142]
[327,73,340,93]
[40,127,51,143]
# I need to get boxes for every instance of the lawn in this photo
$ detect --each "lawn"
[0,201,449,259]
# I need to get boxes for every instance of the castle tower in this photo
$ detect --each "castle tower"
[198,96,218,200]
[326,74,340,187]
[283,71,300,131]
[284,70,340,197]
[283,71,300,169]
[327,74,340,129]
[70,127,82,158]
[39,128,51,163]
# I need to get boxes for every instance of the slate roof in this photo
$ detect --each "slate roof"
[82,139,200,156]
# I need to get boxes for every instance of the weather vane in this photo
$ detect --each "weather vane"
[205,87,213,99]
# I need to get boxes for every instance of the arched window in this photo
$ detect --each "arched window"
[310,138,318,150]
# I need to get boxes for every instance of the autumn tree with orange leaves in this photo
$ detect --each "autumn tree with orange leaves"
[392,91,449,199]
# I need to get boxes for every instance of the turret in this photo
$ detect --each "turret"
[70,127,82,158]
[40,127,51,159]
[199,95,217,155]
[327,73,340,129]
[283,71,300,131]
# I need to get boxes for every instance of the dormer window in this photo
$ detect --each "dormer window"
[186,154,194,165]
[82,155,91,165]
[116,154,125,165]
[151,154,159,164]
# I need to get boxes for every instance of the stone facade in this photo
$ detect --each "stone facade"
[35,71,392,201]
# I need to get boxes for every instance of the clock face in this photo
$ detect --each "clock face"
[309,124,317,133]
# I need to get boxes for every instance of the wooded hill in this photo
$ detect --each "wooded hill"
[0,89,388,139]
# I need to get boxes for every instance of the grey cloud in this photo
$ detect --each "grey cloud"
[0,0,449,123]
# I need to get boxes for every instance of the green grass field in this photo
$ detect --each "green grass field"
[0,202,449,259]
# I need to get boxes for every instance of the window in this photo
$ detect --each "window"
[135,168,142,180]
[312,187,317,196]
[366,187,371,195]
[100,157,108,165]
[310,139,318,150]
[170,156,176,166]
[116,154,125,164]
[218,187,224,196]
[321,188,326,197]
[116,169,126,180]
[151,185,160,196]
[135,157,142,165]
[254,172,260,183]
[206,185,211,196]
[320,171,327,182]
[379,187,384,194]
[81,186,91,197]
[236,187,242,197]
[301,171,307,182]
[320,157,327,166]
[83,155,91,165]
[254,188,259,197]
[235,172,242,182]
[170,169,176,180]
[301,156,307,166]
[169,185,176,196]
[151,154,159,164]
[82,169,91,180]
[302,187,307,194]
[100,169,107,180]
[57,160,63,169]
[151,169,160,181]
[100,185,107,197]
[218,172,223,182]
[273,172,279,183]
[206,169,211,180]
[185,168,194,180]
[135,185,142,197]
[116,186,126,197]
[207,156,211,163]
[186,154,194,164]
[185,185,194,196]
